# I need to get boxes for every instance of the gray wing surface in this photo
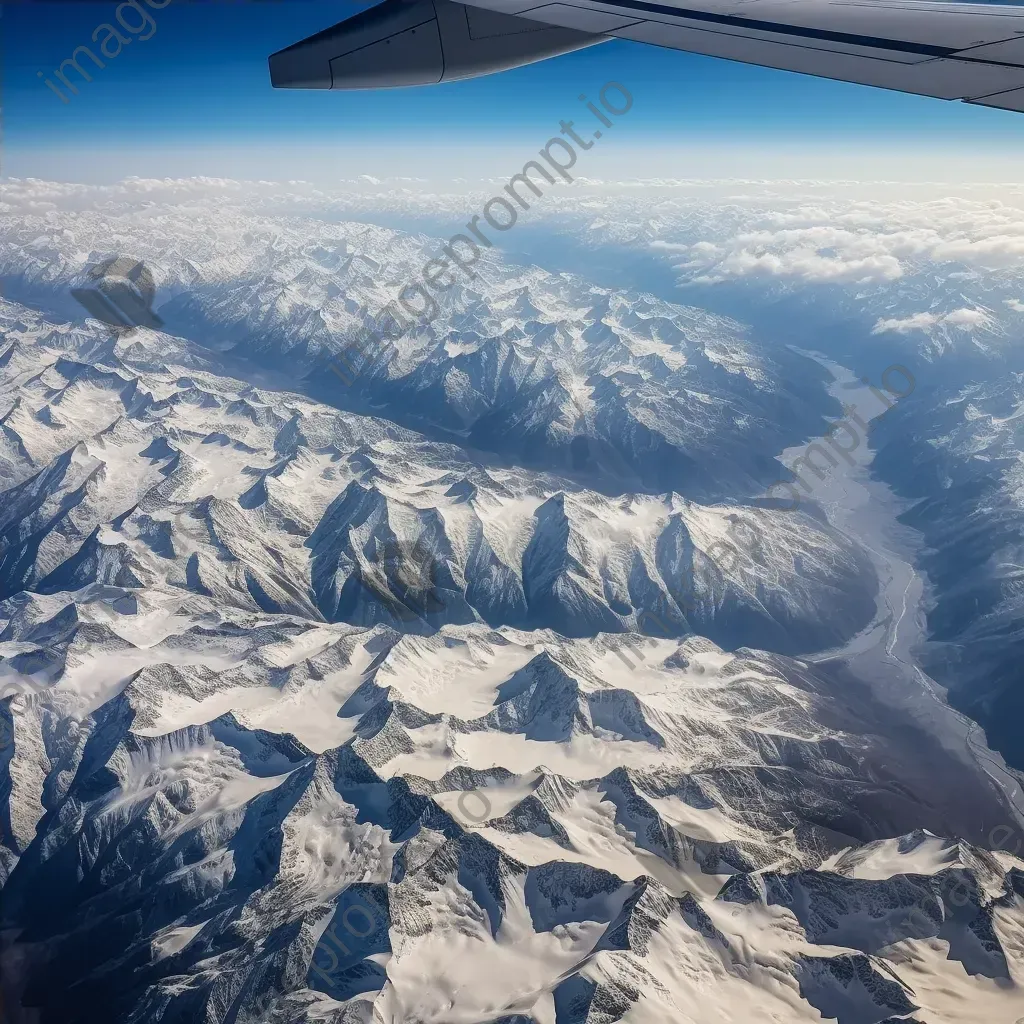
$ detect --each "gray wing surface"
[468,0,1024,111]
[270,0,1024,112]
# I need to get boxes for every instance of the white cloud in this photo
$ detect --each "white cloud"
[699,247,903,285]
[3,177,1023,345]
[872,307,991,335]
[872,312,942,334]
[943,307,991,328]
[601,190,1024,291]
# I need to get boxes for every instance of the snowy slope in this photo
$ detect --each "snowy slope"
[0,300,1020,1024]
[0,179,836,502]
[0,301,874,655]
[873,371,1024,772]
[2,585,1023,1024]
[2,177,1023,1024]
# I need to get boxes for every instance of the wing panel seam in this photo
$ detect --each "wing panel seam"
[569,0,958,56]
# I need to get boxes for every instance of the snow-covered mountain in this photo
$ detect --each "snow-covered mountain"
[3,178,1024,1024]
[873,371,1024,773]
[0,300,873,654]
[4,584,1024,1024]
[0,179,837,502]
[5,569,1024,1023]
[1,296,1021,1024]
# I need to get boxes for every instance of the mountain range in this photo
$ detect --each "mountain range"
[2,178,1023,1024]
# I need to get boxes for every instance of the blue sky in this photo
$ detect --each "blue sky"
[5,0,1024,182]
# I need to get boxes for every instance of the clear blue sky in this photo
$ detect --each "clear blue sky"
[4,0,1024,182]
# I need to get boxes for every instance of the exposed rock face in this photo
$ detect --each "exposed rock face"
[873,372,1024,772]
[1,174,1023,1024]
[3,584,1023,1024]
[0,301,874,653]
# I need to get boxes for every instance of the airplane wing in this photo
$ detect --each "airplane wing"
[269,0,1024,113]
